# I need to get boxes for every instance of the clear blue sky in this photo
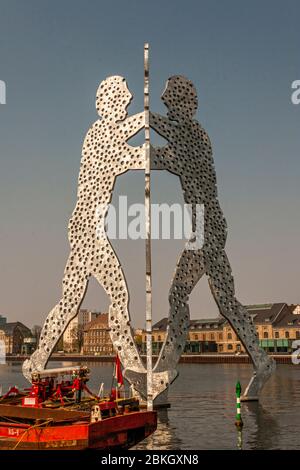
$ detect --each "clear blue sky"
[0,0,299,327]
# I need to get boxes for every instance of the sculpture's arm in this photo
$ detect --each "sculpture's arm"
[150,145,167,170]
[150,112,183,174]
[150,146,183,176]
[150,112,172,141]
[119,112,146,171]
[123,112,145,139]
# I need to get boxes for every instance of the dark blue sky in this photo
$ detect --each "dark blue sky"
[0,0,299,327]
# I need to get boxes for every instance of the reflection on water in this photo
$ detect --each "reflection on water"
[0,362,299,449]
[242,402,280,450]
[134,409,182,450]
[237,428,243,450]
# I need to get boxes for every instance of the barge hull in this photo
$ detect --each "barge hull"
[0,411,156,450]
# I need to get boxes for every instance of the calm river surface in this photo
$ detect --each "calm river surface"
[1,361,299,450]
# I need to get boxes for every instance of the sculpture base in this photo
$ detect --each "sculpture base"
[140,402,171,410]
[241,395,259,402]
[134,388,171,409]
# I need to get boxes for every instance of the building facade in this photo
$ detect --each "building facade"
[0,322,32,355]
[187,318,225,353]
[141,317,224,354]
[63,309,101,352]
[140,303,300,355]
[83,313,114,355]
[220,303,300,354]
[21,337,37,355]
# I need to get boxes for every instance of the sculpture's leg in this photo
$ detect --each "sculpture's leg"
[90,242,146,376]
[155,250,205,373]
[206,249,276,400]
[124,248,203,401]
[22,252,89,381]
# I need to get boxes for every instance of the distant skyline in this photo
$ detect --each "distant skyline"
[0,0,300,328]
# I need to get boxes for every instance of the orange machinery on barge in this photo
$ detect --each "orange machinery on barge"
[0,366,156,450]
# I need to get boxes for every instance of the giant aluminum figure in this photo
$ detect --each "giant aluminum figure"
[23,52,275,403]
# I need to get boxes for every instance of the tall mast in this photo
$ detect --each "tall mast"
[144,43,153,411]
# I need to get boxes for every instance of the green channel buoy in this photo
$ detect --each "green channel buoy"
[235,381,243,428]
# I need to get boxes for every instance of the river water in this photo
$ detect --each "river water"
[1,361,299,450]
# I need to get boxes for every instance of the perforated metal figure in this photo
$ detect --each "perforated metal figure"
[23,76,148,381]
[22,72,275,403]
[149,76,275,400]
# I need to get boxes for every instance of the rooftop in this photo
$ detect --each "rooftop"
[248,303,288,325]
[152,317,225,331]
[0,321,32,336]
[151,303,298,331]
[84,313,109,331]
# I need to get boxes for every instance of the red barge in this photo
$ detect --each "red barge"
[0,366,156,450]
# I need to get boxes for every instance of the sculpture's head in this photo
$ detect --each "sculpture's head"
[96,76,132,121]
[162,75,198,121]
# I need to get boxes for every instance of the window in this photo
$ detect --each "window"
[285,331,289,339]
[194,334,198,340]
[296,331,300,339]
[219,333,223,341]
[158,335,161,341]
[202,334,206,341]
[275,331,279,338]
[228,333,232,340]
[210,333,214,340]
[227,344,233,350]
[263,332,268,339]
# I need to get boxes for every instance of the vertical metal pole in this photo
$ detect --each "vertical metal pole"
[144,43,153,411]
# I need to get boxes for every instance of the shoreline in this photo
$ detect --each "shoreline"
[3,354,297,365]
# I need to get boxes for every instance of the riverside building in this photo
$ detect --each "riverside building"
[140,303,300,355]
